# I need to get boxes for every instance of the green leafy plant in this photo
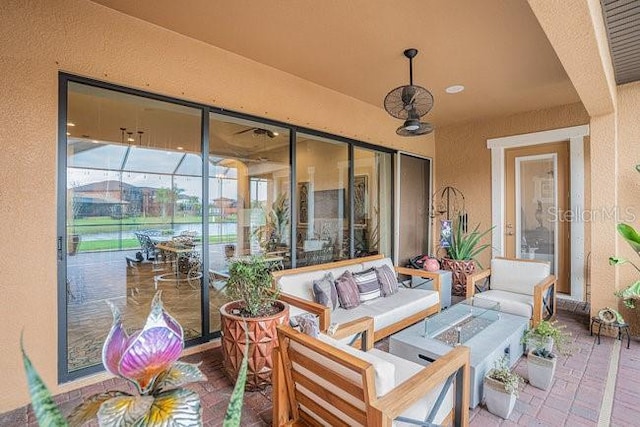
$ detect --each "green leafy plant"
[522,320,572,357]
[254,193,289,253]
[446,221,493,267]
[487,355,523,397]
[226,256,280,317]
[222,331,249,427]
[22,292,208,426]
[610,223,640,308]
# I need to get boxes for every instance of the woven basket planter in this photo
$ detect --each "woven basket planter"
[441,258,476,296]
[220,300,289,390]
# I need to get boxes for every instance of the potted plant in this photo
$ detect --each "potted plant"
[441,220,493,296]
[522,320,571,390]
[483,355,523,419]
[220,256,289,390]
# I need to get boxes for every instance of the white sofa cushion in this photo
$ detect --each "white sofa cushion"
[490,258,550,295]
[473,289,533,318]
[331,287,439,333]
[277,263,364,300]
[372,350,453,426]
[361,256,395,272]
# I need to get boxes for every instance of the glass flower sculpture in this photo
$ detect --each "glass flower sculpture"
[22,292,207,426]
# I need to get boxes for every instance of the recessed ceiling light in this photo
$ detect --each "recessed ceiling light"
[177,146,184,150]
[272,131,279,137]
[445,85,465,94]
[92,140,99,144]
[67,122,76,127]
[127,137,135,142]
[66,132,71,136]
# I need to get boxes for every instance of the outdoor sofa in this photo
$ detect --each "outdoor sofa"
[272,254,443,342]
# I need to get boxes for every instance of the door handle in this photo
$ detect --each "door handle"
[505,223,514,236]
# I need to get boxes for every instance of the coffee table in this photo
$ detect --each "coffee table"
[389,298,529,408]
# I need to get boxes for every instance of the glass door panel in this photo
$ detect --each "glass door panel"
[208,114,290,333]
[296,133,349,266]
[354,147,392,257]
[515,154,557,271]
[65,82,202,373]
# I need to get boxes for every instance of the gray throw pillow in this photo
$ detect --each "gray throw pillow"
[294,313,320,338]
[335,270,360,309]
[312,272,337,310]
[375,264,399,296]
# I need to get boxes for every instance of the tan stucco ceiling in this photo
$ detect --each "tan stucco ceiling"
[90,0,580,127]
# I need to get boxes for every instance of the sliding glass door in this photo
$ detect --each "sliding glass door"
[63,81,203,375]
[59,75,395,380]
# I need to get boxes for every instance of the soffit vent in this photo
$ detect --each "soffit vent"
[601,0,640,85]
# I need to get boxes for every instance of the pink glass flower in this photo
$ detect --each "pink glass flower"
[102,292,184,394]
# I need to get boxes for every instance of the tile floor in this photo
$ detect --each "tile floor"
[2,302,638,426]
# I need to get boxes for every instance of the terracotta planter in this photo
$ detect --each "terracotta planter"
[220,300,289,390]
[441,258,476,296]
[527,351,557,390]
[483,375,516,419]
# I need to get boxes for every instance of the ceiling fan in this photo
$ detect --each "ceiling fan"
[384,48,434,136]
[233,127,280,138]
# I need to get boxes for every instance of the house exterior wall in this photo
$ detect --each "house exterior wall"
[434,103,590,269]
[0,0,435,412]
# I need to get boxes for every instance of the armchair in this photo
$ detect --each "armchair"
[273,317,470,427]
[466,257,556,326]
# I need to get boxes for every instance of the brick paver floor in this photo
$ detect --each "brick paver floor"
[1,304,637,426]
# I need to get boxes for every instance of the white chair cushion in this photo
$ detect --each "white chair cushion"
[371,350,453,426]
[490,258,550,295]
[474,289,533,318]
[318,334,396,397]
[277,264,364,300]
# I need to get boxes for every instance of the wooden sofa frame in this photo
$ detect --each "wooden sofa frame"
[273,317,470,426]
[465,257,557,326]
[272,254,442,342]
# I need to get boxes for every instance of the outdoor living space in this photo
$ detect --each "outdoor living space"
[4,0,640,426]
[2,301,639,426]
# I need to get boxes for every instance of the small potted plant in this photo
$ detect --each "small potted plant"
[220,256,289,390]
[483,355,523,419]
[522,320,571,390]
[441,220,493,295]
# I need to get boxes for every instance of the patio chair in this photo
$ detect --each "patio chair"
[466,257,556,326]
[134,231,160,261]
[273,317,470,427]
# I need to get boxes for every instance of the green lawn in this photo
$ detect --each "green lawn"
[77,234,238,252]
[70,215,237,235]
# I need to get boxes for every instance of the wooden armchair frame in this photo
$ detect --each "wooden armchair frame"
[465,257,557,326]
[273,317,470,427]
[272,255,443,341]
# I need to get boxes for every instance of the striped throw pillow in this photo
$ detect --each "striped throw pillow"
[375,264,399,296]
[335,270,360,309]
[353,268,381,302]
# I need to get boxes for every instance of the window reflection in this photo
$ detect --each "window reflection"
[208,114,290,333]
[65,82,202,372]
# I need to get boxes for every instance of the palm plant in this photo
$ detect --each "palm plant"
[446,221,493,267]
[609,223,640,308]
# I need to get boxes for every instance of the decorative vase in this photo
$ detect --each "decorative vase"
[527,351,557,390]
[441,258,475,296]
[424,257,440,272]
[220,300,289,390]
[483,375,517,419]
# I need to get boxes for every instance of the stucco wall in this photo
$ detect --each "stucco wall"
[0,0,435,412]
[434,103,590,268]
[615,82,640,332]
